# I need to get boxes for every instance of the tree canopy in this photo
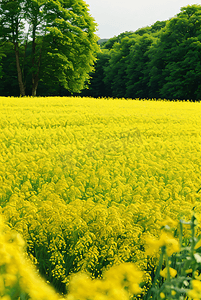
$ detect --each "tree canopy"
[83,4,201,101]
[2,4,201,100]
[0,0,99,96]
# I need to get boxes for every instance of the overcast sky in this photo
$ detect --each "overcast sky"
[85,0,200,39]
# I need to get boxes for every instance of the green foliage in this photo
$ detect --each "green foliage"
[126,34,156,98]
[81,51,112,97]
[146,212,201,300]
[0,42,25,96]
[103,36,136,98]
[3,3,201,99]
[157,5,201,100]
[83,21,166,99]
[83,4,201,101]
[0,44,6,80]
[0,0,25,43]
[0,0,99,96]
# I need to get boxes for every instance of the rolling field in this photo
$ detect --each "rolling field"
[1,96,201,299]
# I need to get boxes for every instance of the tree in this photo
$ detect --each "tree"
[102,31,135,50]
[85,22,168,99]
[126,34,155,98]
[80,50,112,97]
[0,45,6,80]
[148,5,201,100]
[147,32,168,99]
[103,35,136,98]
[98,23,165,99]
[0,42,20,96]
[0,0,99,96]
[0,0,26,95]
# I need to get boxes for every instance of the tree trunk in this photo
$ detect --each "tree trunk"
[32,75,39,96]
[14,43,26,96]
[31,45,42,96]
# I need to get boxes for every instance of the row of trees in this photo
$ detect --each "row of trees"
[0,0,99,96]
[1,3,201,99]
[83,4,201,101]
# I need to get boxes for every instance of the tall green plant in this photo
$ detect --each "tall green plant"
[146,212,201,299]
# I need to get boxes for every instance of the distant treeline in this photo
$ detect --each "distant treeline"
[81,4,201,101]
[1,4,201,100]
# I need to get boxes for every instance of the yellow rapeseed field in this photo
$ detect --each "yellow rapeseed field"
[1,96,201,299]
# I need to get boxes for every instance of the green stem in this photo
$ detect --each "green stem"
[165,250,171,283]
[145,247,165,300]
[179,220,183,250]
[191,213,197,279]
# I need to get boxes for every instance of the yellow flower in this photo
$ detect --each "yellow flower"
[185,269,193,274]
[1,296,11,300]
[195,272,201,281]
[130,283,142,295]
[4,274,17,287]
[160,292,165,299]
[192,280,201,292]
[159,217,178,228]
[146,232,179,256]
[160,267,177,278]
[188,289,200,299]
[195,239,201,250]
[67,273,97,300]
[105,262,143,293]
[0,276,4,293]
